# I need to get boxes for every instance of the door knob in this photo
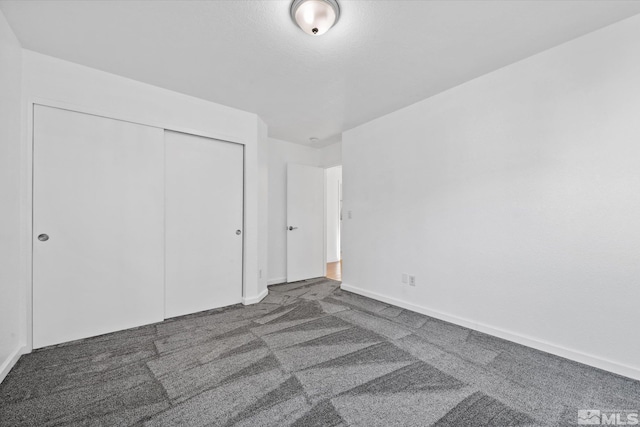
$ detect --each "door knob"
[288,226,298,231]
[38,234,49,242]
[236,230,242,235]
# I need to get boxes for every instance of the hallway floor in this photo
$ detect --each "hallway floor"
[326,260,342,281]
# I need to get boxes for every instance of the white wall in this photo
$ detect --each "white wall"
[342,15,640,380]
[320,142,342,168]
[21,50,266,348]
[267,138,323,284]
[326,166,342,263]
[0,10,23,383]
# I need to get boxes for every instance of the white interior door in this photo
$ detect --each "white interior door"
[165,131,244,318]
[33,105,165,348]
[287,163,325,282]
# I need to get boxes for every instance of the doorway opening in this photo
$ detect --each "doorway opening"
[325,165,342,281]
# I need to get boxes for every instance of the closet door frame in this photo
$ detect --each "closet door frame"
[22,98,248,352]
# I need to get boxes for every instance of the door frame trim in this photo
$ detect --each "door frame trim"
[23,98,248,352]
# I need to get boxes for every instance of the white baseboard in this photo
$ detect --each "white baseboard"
[267,277,286,286]
[0,345,24,384]
[341,283,640,381]
[242,288,269,305]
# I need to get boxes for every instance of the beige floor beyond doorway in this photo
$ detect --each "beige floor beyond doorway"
[326,260,342,281]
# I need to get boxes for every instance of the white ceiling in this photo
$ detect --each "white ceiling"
[2,0,640,146]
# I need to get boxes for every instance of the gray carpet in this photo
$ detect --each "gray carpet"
[1,278,639,426]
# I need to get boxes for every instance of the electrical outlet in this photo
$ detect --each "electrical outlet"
[401,273,408,284]
[409,275,416,287]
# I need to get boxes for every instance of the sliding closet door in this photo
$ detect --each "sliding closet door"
[32,105,165,348]
[165,131,244,318]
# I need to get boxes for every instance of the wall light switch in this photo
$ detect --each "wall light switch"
[402,273,408,284]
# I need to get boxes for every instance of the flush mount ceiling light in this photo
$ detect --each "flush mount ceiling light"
[291,0,340,36]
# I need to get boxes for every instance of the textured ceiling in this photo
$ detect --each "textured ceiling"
[1,0,640,146]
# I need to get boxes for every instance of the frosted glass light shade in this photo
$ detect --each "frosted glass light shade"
[291,0,340,36]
